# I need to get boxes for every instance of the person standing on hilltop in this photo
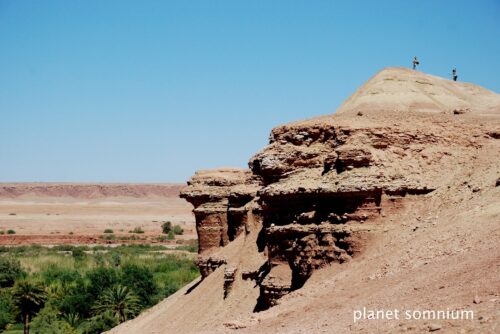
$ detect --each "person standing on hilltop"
[452,68,458,81]
[412,56,420,70]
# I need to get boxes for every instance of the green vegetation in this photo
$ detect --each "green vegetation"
[172,225,183,235]
[161,221,184,237]
[161,221,172,234]
[174,240,198,253]
[128,227,144,234]
[0,258,24,288]
[7,230,16,235]
[156,235,168,242]
[103,229,113,234]
[0,244,199,334]
[100,234,116,241]
[12,279,47,334]
[92,285,140,323]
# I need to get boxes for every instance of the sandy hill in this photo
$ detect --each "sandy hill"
[109,68,500,334]
[337,67,500,116]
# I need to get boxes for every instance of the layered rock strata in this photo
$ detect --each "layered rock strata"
[180,67,500,310]
[180,168,262,278]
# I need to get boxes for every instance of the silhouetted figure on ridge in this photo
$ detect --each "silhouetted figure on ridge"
[412,56,420,70]
[452,68,458,81]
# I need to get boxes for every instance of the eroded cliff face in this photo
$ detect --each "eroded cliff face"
[180,168,262,278]
[180,67,500,310]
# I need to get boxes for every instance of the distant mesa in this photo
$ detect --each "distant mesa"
[0,183,184,199]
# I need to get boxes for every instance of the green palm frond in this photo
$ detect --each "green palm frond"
[12,279,47,316]
[92,285,140,323]
[62,312,81,327]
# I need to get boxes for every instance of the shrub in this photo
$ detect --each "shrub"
[100,234,116,241]
[31,305,77,334]
[72,248,86,260]
[60,287,92,318]
[6,229,15,234]
[120,264,157,307]
[111,252,121,267]
[172,224,183,235]
[176,239,198,253]
[0,230,4,235]
[128,227,144,234]
[103,229,114,234]
[167,230,175,240]
[161,221,172,234]
[94,253,105,266]
[0,290,15,331]
[85,267,119,299]
[61,312,81,329]
[52,245,76,252]
[79,311,118,334]
[41,265,81,286]
[118,235,140,241]
[0,257,24,287]
[156,235,168,242]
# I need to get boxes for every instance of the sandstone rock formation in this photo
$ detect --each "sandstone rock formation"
[179,68,500,309]
[109,68,500,334]
[180,168,261,257]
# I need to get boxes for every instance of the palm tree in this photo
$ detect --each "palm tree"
[62,312,81,329]
[12,279,47,334]
[92,285,140,323]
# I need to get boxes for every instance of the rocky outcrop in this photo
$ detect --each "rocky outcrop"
[223,267,237,298]
[196,256,227,279]
[180,169,262,254]
[180,67,500,311]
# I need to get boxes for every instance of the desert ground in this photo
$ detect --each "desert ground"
[0,183,195,245]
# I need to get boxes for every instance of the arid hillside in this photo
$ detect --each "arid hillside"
[109,68,500,334]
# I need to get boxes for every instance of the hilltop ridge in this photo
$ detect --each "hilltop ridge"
[337,67,500,115]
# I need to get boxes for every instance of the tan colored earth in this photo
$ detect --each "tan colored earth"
[0,183,196,245]
[109,68,500,334]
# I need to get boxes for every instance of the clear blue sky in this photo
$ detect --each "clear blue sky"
[1,0,499,183]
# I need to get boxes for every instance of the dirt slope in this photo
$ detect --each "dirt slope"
[108,68,500,334]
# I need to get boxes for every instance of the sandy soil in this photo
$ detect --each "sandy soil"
[0,183,195,244]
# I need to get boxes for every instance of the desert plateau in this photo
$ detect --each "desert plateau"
[0,183,195,245]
